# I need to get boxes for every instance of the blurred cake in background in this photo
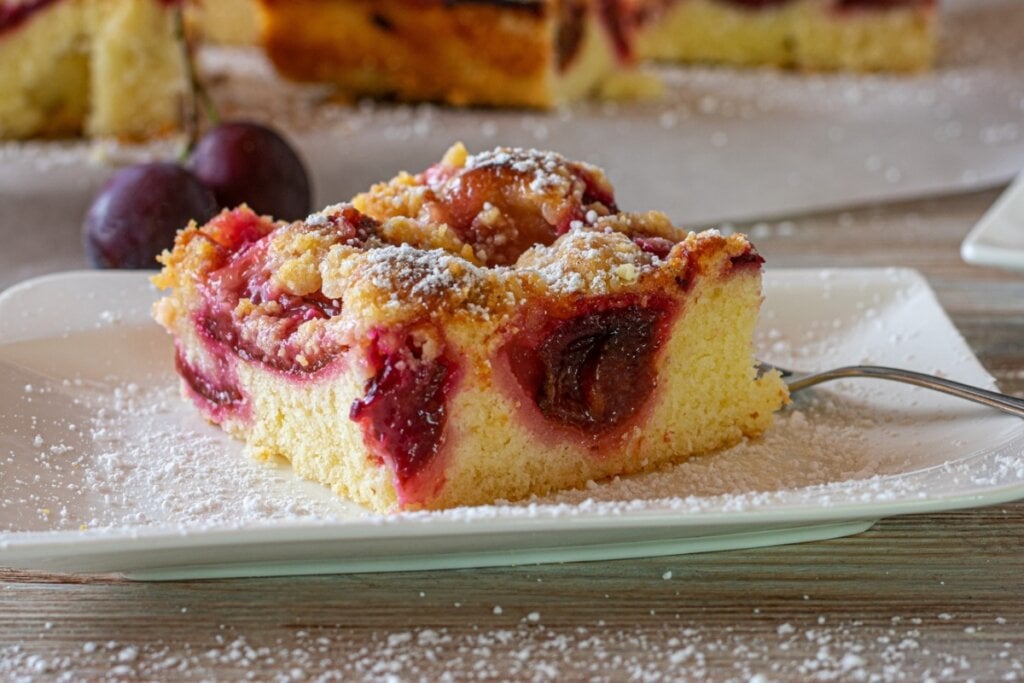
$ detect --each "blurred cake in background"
[632,0,937,73]
[185,0,258,45]
[254,0,937,108]
[257,0,628,108]
[0,0,187,139]
[0,0,939,140]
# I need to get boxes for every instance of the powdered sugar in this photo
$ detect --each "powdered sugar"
[354,225,660,308]
[0,363,354,537]
[526,228,660,295]
[362,244,493,305]
[464,147,585,198]
[0,612,1018,682]
[82,382,349,531]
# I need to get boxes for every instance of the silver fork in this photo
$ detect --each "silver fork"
[761,363,1024,418]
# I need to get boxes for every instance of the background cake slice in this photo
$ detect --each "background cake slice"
[633,0,937,72]
[153,145,789,512]
[0,0,187,139]
[250,0,936,110]
[185,0,258,45]
[256,0,629,108]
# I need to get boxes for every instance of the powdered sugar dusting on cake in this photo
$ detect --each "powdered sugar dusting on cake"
[524,229,661,295]
[464,146,584,197]
[329,221,670,314]
[348,243,524,320]
[362,244,488,301]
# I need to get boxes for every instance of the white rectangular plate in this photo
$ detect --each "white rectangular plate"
[1,269,1022,580]
[961,168,1024,271]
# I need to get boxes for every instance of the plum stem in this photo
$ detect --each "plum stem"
[174,7,220,161]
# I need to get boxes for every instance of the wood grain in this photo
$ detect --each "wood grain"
[3,187,1024,681]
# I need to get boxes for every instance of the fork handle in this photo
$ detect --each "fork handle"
[786,365,1024,418]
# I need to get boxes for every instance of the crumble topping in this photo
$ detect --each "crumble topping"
[322,243,516,323]
[155,144,758,375]
[354,143,618,266]
[519,229,664,295]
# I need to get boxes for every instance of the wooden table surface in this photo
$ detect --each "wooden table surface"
[2,187,1023,681]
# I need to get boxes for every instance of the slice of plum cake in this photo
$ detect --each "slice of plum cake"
[152,144,789,512]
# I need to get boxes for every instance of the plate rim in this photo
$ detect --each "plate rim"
[961,169,1024,272]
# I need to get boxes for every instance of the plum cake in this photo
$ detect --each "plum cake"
[153,144,789,512]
